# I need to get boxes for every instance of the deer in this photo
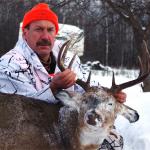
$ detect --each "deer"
[0,41,149,150]
[53,40,150,149]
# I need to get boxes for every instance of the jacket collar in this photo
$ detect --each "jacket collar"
[15,37,48,74]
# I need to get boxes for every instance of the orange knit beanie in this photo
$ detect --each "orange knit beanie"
[22,3,59,34]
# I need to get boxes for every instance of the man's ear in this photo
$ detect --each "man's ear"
[22,28,27,38]
[22,24,30,38]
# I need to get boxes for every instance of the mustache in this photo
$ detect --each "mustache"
[36,39,51,46]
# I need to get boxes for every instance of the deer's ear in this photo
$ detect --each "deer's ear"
[55,90,79,110]
[119,104,139,123]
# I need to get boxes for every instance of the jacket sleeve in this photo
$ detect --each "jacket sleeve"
[0,57,58,103]
[0,71,58,103]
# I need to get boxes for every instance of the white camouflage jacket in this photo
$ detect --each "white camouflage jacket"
[0,38,85,103]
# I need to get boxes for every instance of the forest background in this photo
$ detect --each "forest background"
[0,0,150,69]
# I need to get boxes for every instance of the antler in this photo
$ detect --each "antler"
[57,40,91,91]
[109,70,150,93]
[109,41,150,93]
[57,40,150,93]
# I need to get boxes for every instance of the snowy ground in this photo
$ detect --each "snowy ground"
[90,69,150,150]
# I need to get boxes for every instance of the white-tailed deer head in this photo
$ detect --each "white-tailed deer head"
[55,41,150,149]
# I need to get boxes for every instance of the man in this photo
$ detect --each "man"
[0,3,126,149]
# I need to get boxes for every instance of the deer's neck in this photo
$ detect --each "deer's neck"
[79,126,107,149]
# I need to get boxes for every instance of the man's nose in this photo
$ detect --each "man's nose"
[41,30,50,40]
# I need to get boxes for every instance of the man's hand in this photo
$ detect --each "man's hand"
[50,69,76,94]
[114,91,126,103]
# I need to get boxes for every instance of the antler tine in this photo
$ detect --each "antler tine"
[110,44,150,93]
[78,71,92,91]
[57,40,91,91]
[76,71,91,91]
[68,53,77,69]
[86,71,91,85]
[57,40,71,71]
[112,71,116,87]
[57,40,77,70]
[110,72,150,93]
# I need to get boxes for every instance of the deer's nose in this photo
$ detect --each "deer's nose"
[86,110,102,126]
[132,112,139,123]
[87,113,97,125]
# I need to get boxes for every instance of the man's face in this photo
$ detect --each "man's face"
[23,20,56,61]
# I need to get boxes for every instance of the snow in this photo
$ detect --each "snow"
[90,69,150,150]
[56,23,84,56]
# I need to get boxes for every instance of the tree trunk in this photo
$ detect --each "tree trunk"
[133,30,150,91]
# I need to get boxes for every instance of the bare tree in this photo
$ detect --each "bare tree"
[101,0,150,91]
[2,0,149,69]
